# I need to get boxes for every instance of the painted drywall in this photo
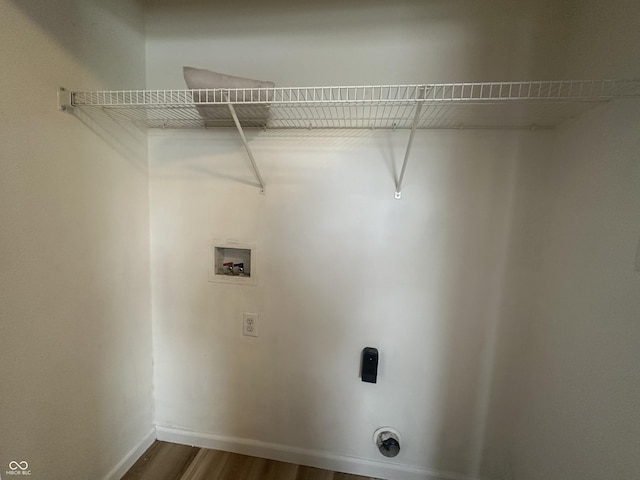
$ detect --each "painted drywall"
[145,0,565,88]
[512,98,640,480]
[474,142,553,480]
[145,1,640,479]
[144,1,566,478]
[481,99,640,480]
[480,1,640,478]
[0,1,154,479]
[148,125,549,477]
[553,0,640,80]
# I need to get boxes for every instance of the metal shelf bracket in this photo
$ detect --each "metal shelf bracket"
[228,103,266,194]
[58,87,73,112]
[395,86,426,199]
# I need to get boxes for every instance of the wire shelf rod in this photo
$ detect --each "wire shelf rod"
[69,80,640,109]
[60,79,640,133]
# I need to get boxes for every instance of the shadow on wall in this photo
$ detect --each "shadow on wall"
[69,108,148,171]
[7,0,145,89]
[145,0,565,87]
[422,132,528,475]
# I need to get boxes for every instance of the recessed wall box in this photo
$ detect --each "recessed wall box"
[209,241,256,285]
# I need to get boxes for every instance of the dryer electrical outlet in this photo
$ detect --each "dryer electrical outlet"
[362,347,379,383]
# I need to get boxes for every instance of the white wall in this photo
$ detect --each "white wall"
[2,1,637,478]
[0,1,154,479]
[510,98,640,480]
[481,1,640,478]
[482,99,640,480]
[475,137,552,480]
[149,128,549,478]
[145,0,563,88]
[145,1,640,479]
[554,0,640,79]
[145,2,565,478]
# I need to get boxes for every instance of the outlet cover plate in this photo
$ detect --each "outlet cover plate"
[242,313,258,337]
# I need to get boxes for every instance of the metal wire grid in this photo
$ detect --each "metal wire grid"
[69,80,640,130]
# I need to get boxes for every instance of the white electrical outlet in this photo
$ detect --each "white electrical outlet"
[242,313,259,337]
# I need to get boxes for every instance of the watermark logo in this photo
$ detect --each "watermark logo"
[6,461,30,476]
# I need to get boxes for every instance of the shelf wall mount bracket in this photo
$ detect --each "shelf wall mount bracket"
[395,86,427,199]
[227,103,266,195]
[58,87,73,112]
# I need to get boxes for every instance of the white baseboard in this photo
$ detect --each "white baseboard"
[103,427,156,480]
[155,425,477,480]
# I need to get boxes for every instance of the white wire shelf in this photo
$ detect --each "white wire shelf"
[63,80,640,130]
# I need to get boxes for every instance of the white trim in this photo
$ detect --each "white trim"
[102,427,156,480]
[155,425,479,480]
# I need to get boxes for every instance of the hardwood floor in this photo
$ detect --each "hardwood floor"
[121,441,382,480]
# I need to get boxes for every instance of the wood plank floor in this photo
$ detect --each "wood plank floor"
[122,441,382,480]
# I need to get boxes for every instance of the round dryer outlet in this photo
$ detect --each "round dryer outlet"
[373,427,402,458]
[372,427,402,444]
